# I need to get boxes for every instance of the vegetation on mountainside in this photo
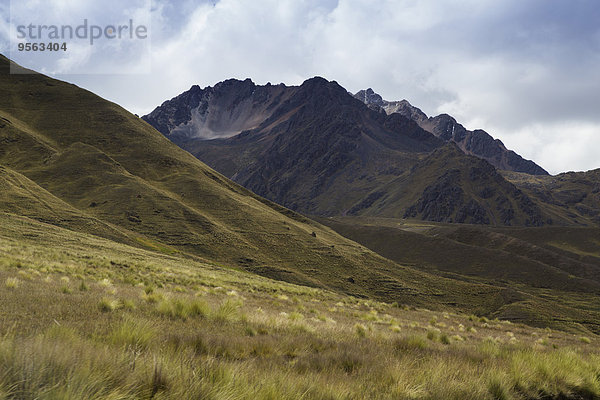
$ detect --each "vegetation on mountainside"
[2,54,600,399]
[1,53,600,331]
[502,169,600,226]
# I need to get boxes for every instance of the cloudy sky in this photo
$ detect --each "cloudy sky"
[2,0,599,174]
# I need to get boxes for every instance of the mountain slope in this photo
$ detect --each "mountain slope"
[2,212,599,400]
[0,56,373,290]
[316,216,600,332]
[319,217,600,292]
[503,169,600,226]
[354,88,548,175]
[4,56,600,332]
[349,144,548,226]
[0,165,136,245]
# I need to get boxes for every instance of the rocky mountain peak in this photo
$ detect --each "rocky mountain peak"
[354,88,385,106]
[298,77,349,99]
[143,78,296,141]
[143,77,554,225]
[353,89,548,176]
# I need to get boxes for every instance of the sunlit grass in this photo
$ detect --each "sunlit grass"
[4,277,19,289]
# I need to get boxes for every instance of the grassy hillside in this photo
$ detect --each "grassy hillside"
[503,170,600,226]
[1,213,599,399]
[1,56,599,399]
[0,165,137,245]
[0,55,400,295]
[1,55,599,329]
[316,216,600,333]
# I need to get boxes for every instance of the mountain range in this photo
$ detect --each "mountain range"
[143,77,599,226]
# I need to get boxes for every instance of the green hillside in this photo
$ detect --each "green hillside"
[0,55,599,399]
[0,55,395,292]
[0,165,135,244]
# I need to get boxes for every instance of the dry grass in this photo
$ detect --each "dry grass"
[0,214,599,399]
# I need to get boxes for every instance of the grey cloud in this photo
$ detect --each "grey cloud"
[3,0,599,173]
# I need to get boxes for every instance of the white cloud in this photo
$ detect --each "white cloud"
[494,121,600,174]
[0,2,10,53]
[45,43,91,74]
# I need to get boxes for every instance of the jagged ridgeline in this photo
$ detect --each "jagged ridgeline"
[353,88,549,176]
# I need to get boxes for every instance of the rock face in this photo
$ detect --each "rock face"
[143,77,559,226]
[143,79,295,140]
[354,89,428,123]
[353,89,549,176]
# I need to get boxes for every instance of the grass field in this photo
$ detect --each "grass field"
[1,212,599,400]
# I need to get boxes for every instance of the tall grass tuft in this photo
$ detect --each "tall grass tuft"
[394,335,428,352]
[354,323,367,338]
[98,297,119,312]
[213,299,242,323]
[487,376,512,400]
[4,277,19,289]
[109,319,155,350]
[156,298,209,320]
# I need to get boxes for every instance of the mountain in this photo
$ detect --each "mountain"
[502,169,600,226]
[348,144,548,226]
[354,88,549,175]
[145,78,297,140]
[144,77,556,226]
[0,55,513,311]
[145,77,446,216]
